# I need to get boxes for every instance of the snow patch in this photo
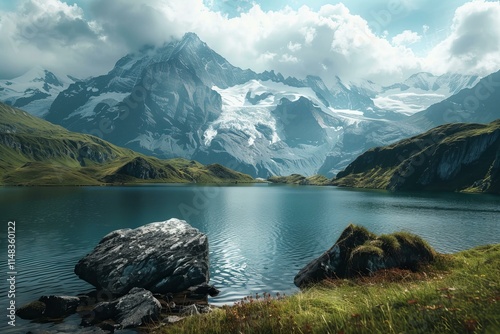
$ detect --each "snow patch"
[66,92,129,119]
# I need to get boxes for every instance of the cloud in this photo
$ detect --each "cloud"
[424,0,500,76]
[392,30,421,46]
[279,54,299,63]
[287,41,302,52]
[0,0,424,84]
[1,0,498,86]
[0,0,124,78]
[196,3,422,85]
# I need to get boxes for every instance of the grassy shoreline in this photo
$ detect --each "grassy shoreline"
[149,244,500,334]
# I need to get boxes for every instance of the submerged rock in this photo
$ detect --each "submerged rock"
[39,295,80,318]
[17,295,80,320]
[74,218,209,295]
[16,301,46,320]
[294,224,435,288]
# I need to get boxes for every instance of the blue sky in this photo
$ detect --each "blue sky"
[0,0,499,84]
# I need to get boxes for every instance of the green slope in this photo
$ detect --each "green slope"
[268,174,330,186]
[0,103,253,185]
[333,120,500,194]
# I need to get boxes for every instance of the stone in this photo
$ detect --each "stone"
[165,315,185,324]
[16,300,46,320]
[294,224,373,288]
[91,287,161,329]
[180,304,199,316]
[38,295,80,318]
[74,218,209,295]
[294,224,435,288]
[188,283,220,297]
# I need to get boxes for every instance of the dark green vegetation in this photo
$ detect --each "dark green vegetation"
[333,120,500,194]
[153,243,500,334]
[0,103,253,185]
[268,174,330,186]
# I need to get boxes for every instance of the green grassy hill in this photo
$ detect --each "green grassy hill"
[268,174,330,186]
[0,103,253,185]
[333,120,500,194]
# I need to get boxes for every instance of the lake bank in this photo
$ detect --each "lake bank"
[154,243,500,333]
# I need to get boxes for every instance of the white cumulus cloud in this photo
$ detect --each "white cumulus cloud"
[424,0,500,76]
[392,30,422,46]
[0,0,499,86]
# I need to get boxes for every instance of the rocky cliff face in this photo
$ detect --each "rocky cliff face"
[333,120,500,194]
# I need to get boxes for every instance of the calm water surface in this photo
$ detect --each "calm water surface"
[0,184,499,332]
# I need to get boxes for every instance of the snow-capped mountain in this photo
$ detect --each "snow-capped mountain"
[355,72,481,116]
[14,33,491,178]
[0,66,76,117]
[42,32,419,177]
[409,69,500,130]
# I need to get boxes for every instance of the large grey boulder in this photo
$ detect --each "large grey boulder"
[75,218,209,295]
[91,287,161,329]
[294,224,435,288]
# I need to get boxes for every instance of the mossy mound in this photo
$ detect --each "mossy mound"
[294,224,436,288]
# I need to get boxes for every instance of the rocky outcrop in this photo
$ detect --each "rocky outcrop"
[333,120,500,194]
[90,288,161,329]
[74,218,209,295]
[294,224,435,288]
[114,157,166,179]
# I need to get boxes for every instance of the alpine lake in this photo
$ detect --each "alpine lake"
[0,183,499,332]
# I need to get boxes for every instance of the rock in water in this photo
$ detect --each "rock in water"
[294,224,435,288]
[75,218,209,295]
[16,301,46,320]
[91,287,161,328]
[17,296,80,320]
[39,295,81,318]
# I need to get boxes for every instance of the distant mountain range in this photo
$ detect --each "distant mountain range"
[0,66,77,118]
[0,102,253,185]
[350,72,480,115]
[1,32,497,178]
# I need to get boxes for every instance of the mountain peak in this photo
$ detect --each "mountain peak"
[407,72,435,80]
[15,66,48,82]
[182,32,201,42]
[178,32,205,49]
